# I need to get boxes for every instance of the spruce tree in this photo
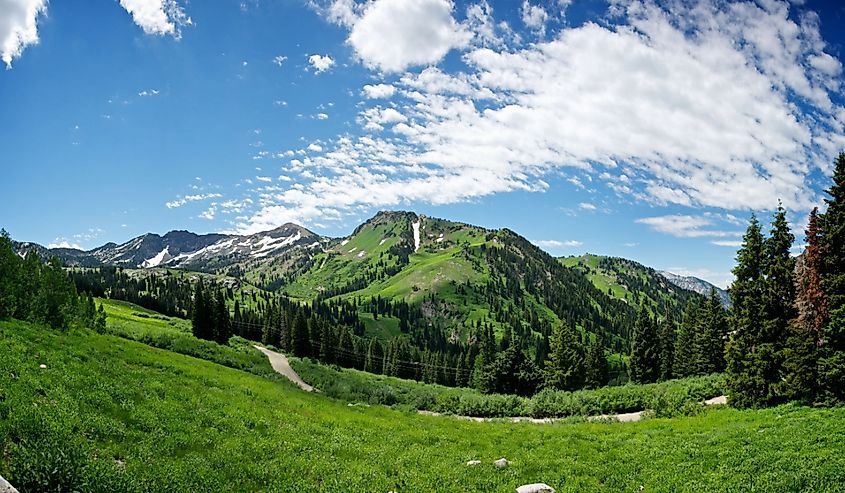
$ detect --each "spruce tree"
[0,229,20,318]
[629,306,659,383]
[213,289,231,344]
[819,152,845,403]
[191,279,206,340]
[657,310,675,381]
[543,320,584,391]
[674,299,698,378]
[694,289,728,375]
[365,338,384,374]
[584,335,609,388]
[782,208,826,402]
[726,214,767,408]
[319,322,335,364]
[290,310,310,358]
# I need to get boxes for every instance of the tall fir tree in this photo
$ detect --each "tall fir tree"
[584,335,609,388]
[543,320,584,391]
[365,338,384,374]
[290,310,311,358]
[191,278,207,340]
[782,208,827,402]
[213,289,231,344]
[657,311,675,381]
[629,306,659,384]
[726,214,767,408]
[674,299,699,378]
[694,289,728,375]
[819,152,845,403]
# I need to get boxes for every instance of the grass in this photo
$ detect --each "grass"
[1,318,845,492]
[290,357,726,419]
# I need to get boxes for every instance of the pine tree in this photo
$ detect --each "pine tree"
[319,322,335,364]
[290,310,310,358]
[819,152,845,403]
[782,208,827,402]
[584,335,609,388]
[543,320,584,391]
[491,342,542,396]
[674,299,698,378]
[472,325,496,392]
[213,289,231,344]
[629,306,659,383]
[694,289,728,375]
[657,312,675,381]
[365,338,383,374]
[0,229,20,318]
[726,214,767,408]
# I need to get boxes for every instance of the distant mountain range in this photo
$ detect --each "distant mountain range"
[658,271,730,308]
[13,211,723,346]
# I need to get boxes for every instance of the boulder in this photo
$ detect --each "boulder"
[516,483,555,493]
[0,475,19,493]
[39,364,47,369]
[494,458,510,468]
[466,460,481,466]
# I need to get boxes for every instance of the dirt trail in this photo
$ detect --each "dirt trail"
[419,395,728,424]
[253,345,316,392]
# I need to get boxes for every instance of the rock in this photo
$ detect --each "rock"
[466,460,481,466]
[0,475,20,493]
[494,458,510,468]
[38,364,47,369]
[517,483,555,493]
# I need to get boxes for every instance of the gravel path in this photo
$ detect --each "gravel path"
[253,345,316,392]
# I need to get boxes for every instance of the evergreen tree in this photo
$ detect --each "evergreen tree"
[657,312,675,381]
[543,320,584,391]
[694,289,728,375]
[629,306,659,383]
[319,321,335,364]
[819,152,845,403]
[472,325,496,392]
[290,310,310,358]
[213,289,231,344]
[491,342,542,396]
[0,229,20,318]
[365,338,384,374]
[674,299,698,378]
[584,335,609,388]
[782,208,827,402]
[726,214,767,408]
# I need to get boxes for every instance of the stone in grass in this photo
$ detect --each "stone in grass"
[39,364,47,369]
[0,474,20,493]
[516,483,555,493]
[494,458,510,468]
[466,460,481,466]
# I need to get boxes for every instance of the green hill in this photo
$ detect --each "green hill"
[2,319,844,492]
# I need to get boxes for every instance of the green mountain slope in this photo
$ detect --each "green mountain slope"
[561,254,705,321]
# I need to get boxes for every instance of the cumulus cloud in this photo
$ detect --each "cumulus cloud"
[307,54,334,73]
[237,0,844,233]
[636,215,740,238]
[119,0,191,37]
[362,83,396,99]
[521,1,548,37]
[578,202,597,211]
[532,239,583,249]
[711,240,743,247]
[0,0,47,68]
[48,239,83,250]
[327,0,472,73]
[165,193,222,209]
[272,55,287,66]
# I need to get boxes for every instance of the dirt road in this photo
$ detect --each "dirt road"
[253,345,315,392]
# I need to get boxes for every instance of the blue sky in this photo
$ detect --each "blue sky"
[2,0,844,287]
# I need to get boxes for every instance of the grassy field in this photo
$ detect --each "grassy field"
[2,318,845,492]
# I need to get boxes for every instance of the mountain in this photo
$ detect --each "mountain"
[14,211,711,354]
[561,254,707,320]
[658,271,730,308]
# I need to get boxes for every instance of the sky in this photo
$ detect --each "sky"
[1,0,844,288]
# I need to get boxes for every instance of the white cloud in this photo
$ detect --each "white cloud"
[307,54,335,73]
[272,55,287,66]
[199,206,216,220]
[138,89,160,96]
[236,0,844,232]
[336,0,472,73]
[256,176,272,183]
[307,143,323,152]
[532,239,583,249]
[578,202,597,211]
[165,192,222,209]
[362,83,396,99]
[316,112,329,120]
[521,1,548,37]
[711,240,743,247]
[636,215,740,238]
[0,0,46,68]
[119,0,191,38]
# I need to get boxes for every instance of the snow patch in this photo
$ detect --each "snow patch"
[348,247,357,253]
[141,247,171,268]
[356,250,366,258]
[412,220,420,252]
[253,232,301,257]
[379,238,388,246]
[340,239,350,246]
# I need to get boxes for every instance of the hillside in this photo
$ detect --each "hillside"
[561,254,707,321]
[13,212,712,358]
[3,319,844,492]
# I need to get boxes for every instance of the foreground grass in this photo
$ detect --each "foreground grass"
[1,319,844,492]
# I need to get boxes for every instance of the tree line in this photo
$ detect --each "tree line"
[0,231,105,332]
